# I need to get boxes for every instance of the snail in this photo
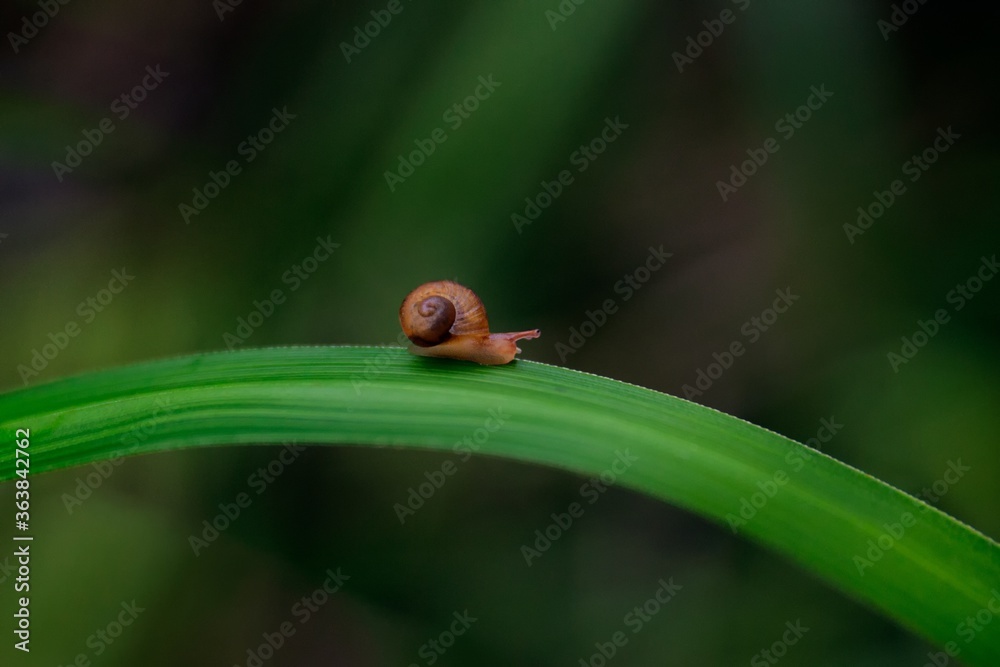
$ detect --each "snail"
[399,280,540,365]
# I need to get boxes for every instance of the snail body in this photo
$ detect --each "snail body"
[399,280,539,365]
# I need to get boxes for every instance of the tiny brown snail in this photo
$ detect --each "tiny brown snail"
[399,280,540,365]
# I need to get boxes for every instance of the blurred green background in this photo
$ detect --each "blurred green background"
[2,0,998,665]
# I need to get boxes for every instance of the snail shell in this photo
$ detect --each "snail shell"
[399,280,540,365]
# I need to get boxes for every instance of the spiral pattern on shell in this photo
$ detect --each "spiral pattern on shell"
[410,295,456,346]
[399,280,490,348]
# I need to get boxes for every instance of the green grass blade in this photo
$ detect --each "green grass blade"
[1,346,997,664]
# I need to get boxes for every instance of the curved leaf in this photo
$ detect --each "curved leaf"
[1,347,996,664]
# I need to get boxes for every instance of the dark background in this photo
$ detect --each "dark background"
[1,1,998,665]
